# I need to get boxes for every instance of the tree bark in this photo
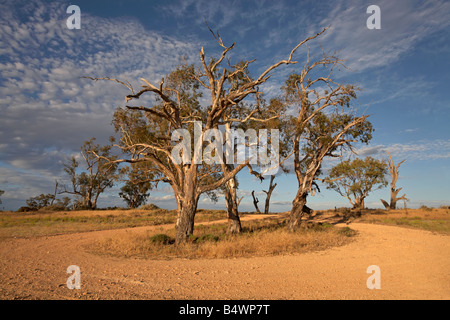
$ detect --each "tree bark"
[92,192,101,210]
[225,175,242,234]
[51,180,58,206]
[390,187,398,209]
[288,190,309,231]
[84,193,94,210]
[251,191,261,214]
[389,187,407,209]
[175,195,198,244]
[353,197,365,210]
[263,175,277,214]
[380,199,390,209]
[221,120,242,234]
[175,168,200,244]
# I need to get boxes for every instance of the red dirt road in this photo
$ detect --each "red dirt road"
[0,218,449,300]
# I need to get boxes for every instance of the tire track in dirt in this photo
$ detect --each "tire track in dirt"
[0,216,448,300]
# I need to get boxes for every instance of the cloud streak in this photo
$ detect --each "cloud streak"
[313,0,450,72]
[355,139,450,161]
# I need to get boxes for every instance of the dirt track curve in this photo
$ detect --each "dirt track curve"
[0,215,449,300]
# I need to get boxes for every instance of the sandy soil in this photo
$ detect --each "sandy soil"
[0,215,449,300]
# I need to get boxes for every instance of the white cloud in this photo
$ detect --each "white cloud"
[355,139,450,161]
[401,128,419,134]
[312,0,450,72]
[151,194,175,202]
[0,0,200,168]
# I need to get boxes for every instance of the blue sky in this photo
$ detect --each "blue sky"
[0,0,449,211]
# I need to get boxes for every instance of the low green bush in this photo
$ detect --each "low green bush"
[149,233,173,245]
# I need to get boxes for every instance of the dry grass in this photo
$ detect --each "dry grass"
[356,207,450,234]
[87,217,357,260]
[4,206,446,260]
[0,208,227,239]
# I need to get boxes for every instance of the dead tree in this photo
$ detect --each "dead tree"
[251,190,261,213]
[263,175,277,214]
[51,180,58,206]
[381,151,408,210]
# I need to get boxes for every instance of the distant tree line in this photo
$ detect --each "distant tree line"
[16,138,153,212]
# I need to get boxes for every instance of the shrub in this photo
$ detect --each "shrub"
[39,204,68,212]
[334,207,352,215]
[195,234,220,243]
[17,206,34,212]
[139,203,160,211]
[337,226,358,237]
[308,222,333,231]
[149,233,173,245]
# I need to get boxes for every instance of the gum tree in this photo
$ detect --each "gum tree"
[218,93,281,232]
[325,157,388,210]
[119,163,153,209]
[60,138,119,210]
[86,27,329,244]
[280,48,374,230]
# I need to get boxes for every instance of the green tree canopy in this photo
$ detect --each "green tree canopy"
[60,138,120,210]
[119,163,153,209]
[26,193,55,211]
[325,156,388,210]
